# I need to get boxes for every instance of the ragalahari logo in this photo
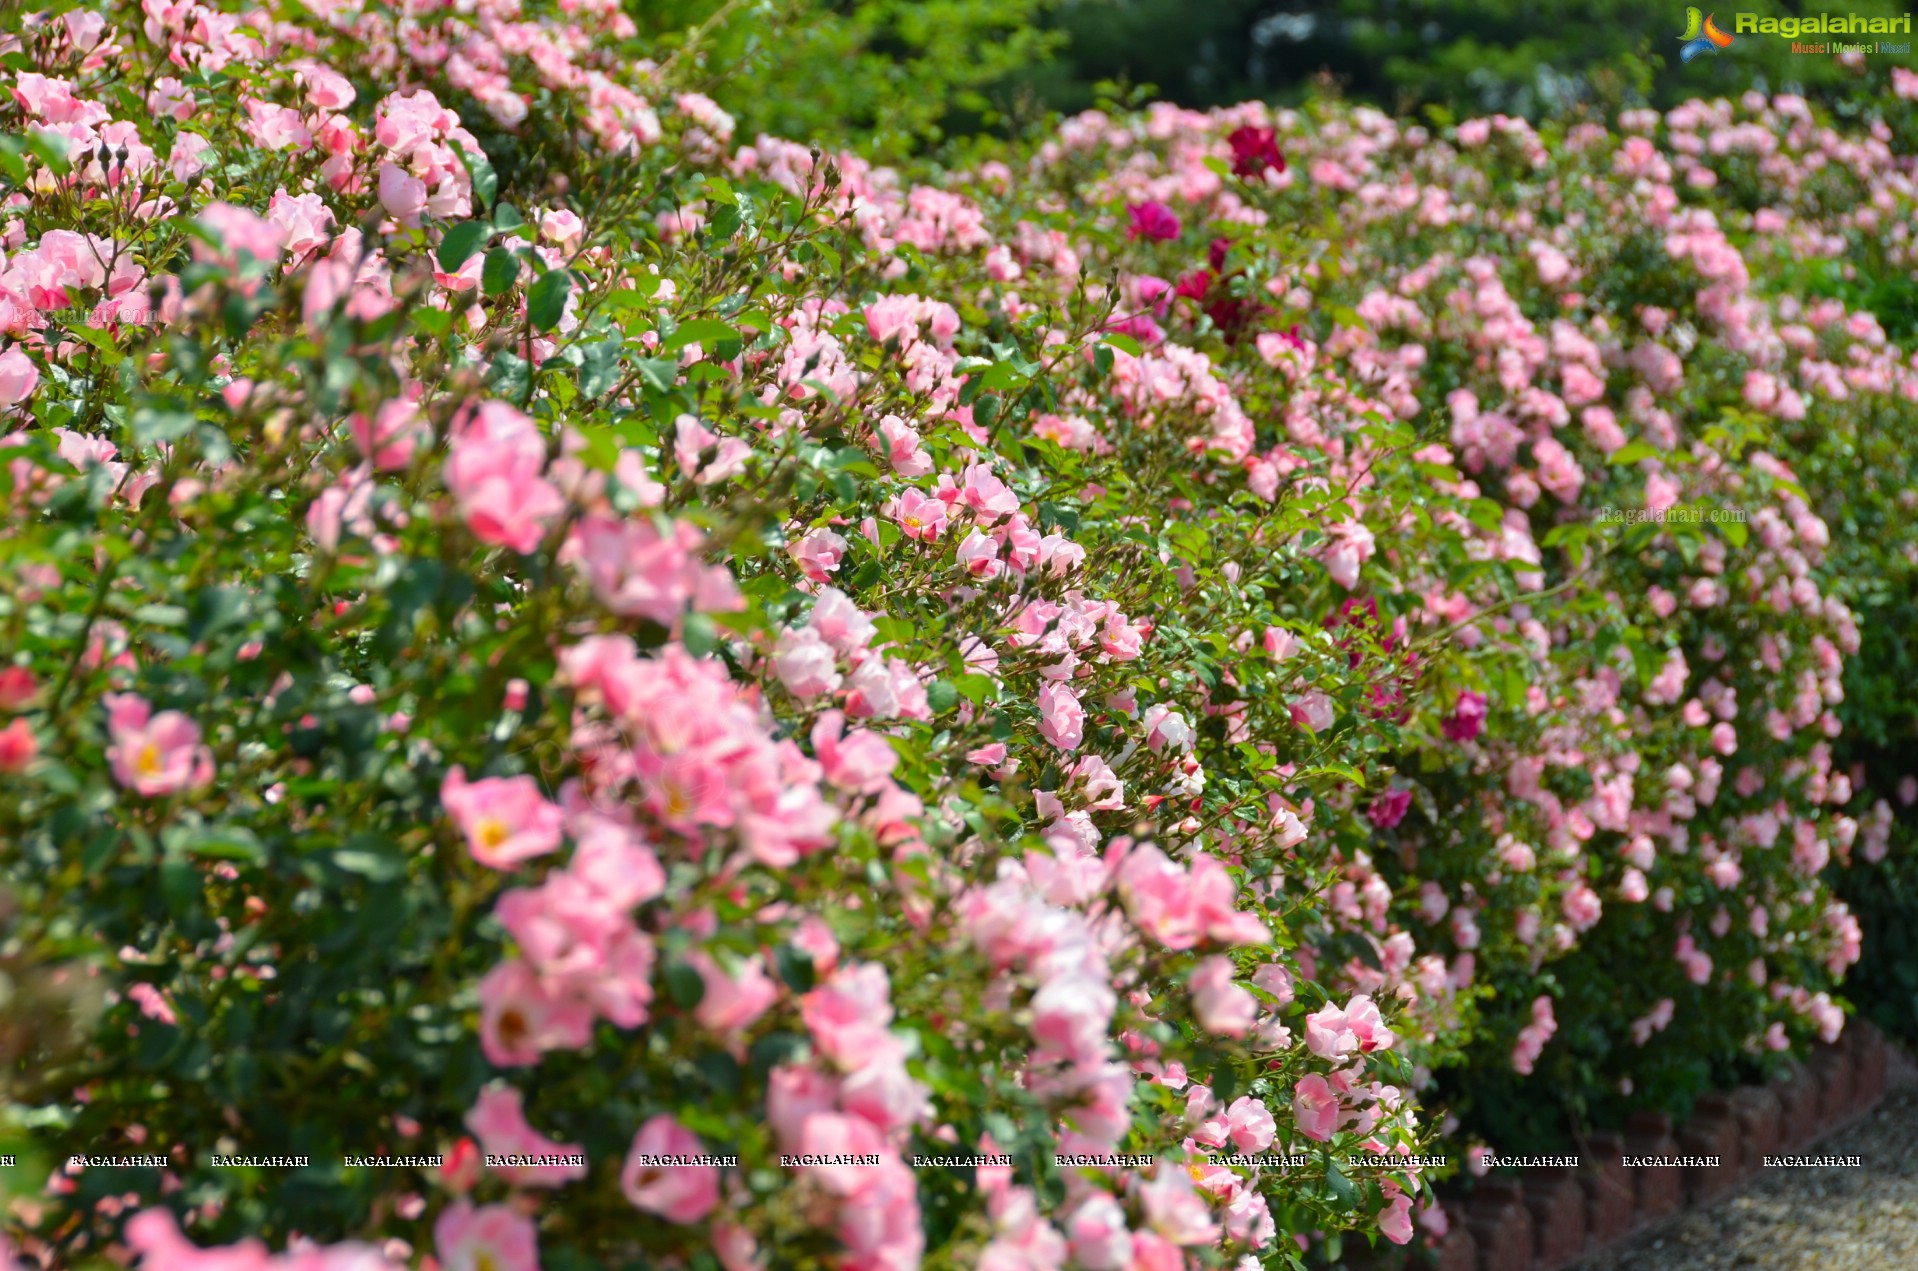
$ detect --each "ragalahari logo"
[1679,7,1737,60]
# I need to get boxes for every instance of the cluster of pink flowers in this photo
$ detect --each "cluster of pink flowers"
[4,2,1914,1266]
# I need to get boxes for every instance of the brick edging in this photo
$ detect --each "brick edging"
[1426,1018,1896,1271]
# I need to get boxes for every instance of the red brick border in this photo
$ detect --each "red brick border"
[1429,1019,1899,1271]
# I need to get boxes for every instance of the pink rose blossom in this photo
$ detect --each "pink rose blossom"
[0,348,39,406]
[1442,690,1488,742]
[1290,691,1334,733]
[443,401,564,554]
[1291,1075,1341,1141]
[1037,681,1085,751]
[622,1115,721,1222]
[465,1084,589,1187]
[1189,957,1257,1036]
[0,719,37,773]
[104,694,215,796]
[440,766,564,869]
[434,1201,538,1271]
[1126,201,1182,242]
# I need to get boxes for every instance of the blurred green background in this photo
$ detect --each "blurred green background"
[637,0,1912,158]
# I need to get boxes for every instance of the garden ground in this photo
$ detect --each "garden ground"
[1574,1049,1918,1270]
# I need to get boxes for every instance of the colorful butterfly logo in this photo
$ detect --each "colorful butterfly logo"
[1679,7,1736,62]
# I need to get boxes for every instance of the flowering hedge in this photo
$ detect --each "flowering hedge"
[1,4,1915,1270]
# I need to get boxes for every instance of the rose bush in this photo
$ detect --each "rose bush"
[0,3,1914,1270]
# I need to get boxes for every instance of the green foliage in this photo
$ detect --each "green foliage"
[636,0,1068,160]
[1009,0,1915,124]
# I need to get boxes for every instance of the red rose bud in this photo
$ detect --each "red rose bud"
[1226,125,1285,180]
[441,1137,481,1193]
[0,665,36,712]
[0,718,37,772]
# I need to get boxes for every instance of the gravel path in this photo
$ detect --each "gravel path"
[1573,1051,1918,1270]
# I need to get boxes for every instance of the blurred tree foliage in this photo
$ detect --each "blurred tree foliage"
[1001,0,1914,123]
[645,0,1916,157]
[632,0,1065,160]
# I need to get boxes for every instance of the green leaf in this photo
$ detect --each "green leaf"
[681,612,718,657]
[1717,518,1749,549]
[451,139,497,211]
[634,357,680,392]
[1466,498,1506,533]
[435,221,492,272]
[748,1032,806,1081]
[1608,441,1661,466]
[774,944,816,993]
[159,858,200,917]
[130,603,189,627]
[708,204,743,240]
[185,827,266,862]
[24,127,72,176]
[695,1050,743,1097]
[952,673,997,705]
[526,270,573,332]
[332,836,406,882]
[411,308,454,337]
[666,961,706,1009]
[926,679,959,714]
[487,350,530,399]
[579,339,624,398]
[481,247,519,297]
[1324,1160,1360,1209]
[1100,332,1143,357]
[661,319,740,354]
[132,408,196,446]
[605,277,665,308]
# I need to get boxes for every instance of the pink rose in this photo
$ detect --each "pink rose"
[1037,681,1085,751]
[443,401,564,554]
[464,1084,588,1188]
[477,960,594,1066]
[955,528,1003,579]
[622,1115,721,1223]
[540,209,584,246]
[812,710,899,793]
[434,1201,539,1271]
[687,949,779,1037]
[440,766,564,869]
[1377,1187,1414,1245]
[104,694,215,796]
[1562,883,1603,930]
[1292,1075,1341,1141]
[0,719,37,773]
[889,487,948,541]
[1224,1096,1276,1152]
[378,162,429,223]
[1126,201,1182,242]
[1442,690,1488,742]
[1189,957,1257,1037]
[1367,787,1412,828]
[1140,1162,1219,1246]
[350,399,430,471]
[766,1064,840,1153]
[1290,691,1334,733]
[773,627,842,698]
[0,347,39,406]
[801,963,897,1069]
[789,527,848,582]
[1065,1194,1132,1271]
